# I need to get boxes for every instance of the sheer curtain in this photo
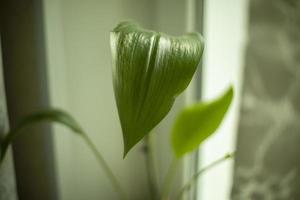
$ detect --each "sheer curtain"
[232,0,300,199]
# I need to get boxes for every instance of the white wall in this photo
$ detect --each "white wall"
[197,0,249,199]
[43,0,189,199]
[44,1,152,199]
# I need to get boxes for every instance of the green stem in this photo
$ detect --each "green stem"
[81,133,128,200]
[0,109,127,199]
[144,135,159,200]
[175,152,235,200]
[161,157,179,200]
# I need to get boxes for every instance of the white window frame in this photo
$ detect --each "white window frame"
[193,0,250,200]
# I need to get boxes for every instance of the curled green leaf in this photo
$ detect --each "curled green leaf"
[111,22,204,157]
[0,109,83,162]
[171,86,234,158]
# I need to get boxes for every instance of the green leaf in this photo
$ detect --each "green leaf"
[111,22,204,157]
[0,109,83,162]
[171,86,234,158]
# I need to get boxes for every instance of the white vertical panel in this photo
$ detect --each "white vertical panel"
[197,0,249,199]
[183,0,199,200]
[43,0,76,199]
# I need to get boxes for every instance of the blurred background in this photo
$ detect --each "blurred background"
[0,0,299,200]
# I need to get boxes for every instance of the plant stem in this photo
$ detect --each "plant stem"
[144,134,159,200]
[174,152,235,200]
[161,157,179,200]
[81,133,127,200]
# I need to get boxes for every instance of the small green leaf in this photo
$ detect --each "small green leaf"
[0,109,83,162]
[171,86,234,158]
[111,22,204,157]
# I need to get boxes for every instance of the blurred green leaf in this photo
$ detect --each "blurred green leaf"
[171,86,234,158]
[111,22,204,157]
[0,109,83,162]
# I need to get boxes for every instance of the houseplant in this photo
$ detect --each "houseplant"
[0,21,233,200]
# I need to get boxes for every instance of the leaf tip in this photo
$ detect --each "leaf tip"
[122,139,134,159]
[123,147,129,159]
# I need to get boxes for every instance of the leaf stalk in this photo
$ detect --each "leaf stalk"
[80,132,128,200]
[175,152,235,200]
